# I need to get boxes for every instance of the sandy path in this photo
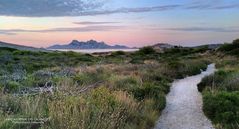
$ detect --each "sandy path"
[154,64,216,129]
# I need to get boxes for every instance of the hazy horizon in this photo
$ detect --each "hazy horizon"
[0,0,239,48]
[1,38,228,49]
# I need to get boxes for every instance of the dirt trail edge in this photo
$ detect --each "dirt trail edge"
[154,64,216,129]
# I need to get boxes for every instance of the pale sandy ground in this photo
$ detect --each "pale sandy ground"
[154,64,216,129]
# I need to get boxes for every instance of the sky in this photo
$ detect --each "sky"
[0,0,239,48]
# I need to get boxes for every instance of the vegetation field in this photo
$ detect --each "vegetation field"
[0,39,238,129]
[198,39,239,129]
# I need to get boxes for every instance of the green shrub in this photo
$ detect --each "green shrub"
[140,71,171,94]
[0,95,20,114]
[5,81,21,93]
[0,47,17,52]
[0,44,219,129]
[167,59,209,79]
[222,73,239,91]
[183,60,208,75]
[218,44,235,52]
[198,70,227,92]
[203,91,239,128]
[113,76,140,91]
[129,56,144,64]
[73,68,107,86]
[111,51,126,56]
[131,99,160,129]
[131,82,166,110]
[48,87,137,129]
[198,70,239,92]
[218,39,239,56]
[137,47,156,55]
[232,39,239,46]
[0,94,49,129]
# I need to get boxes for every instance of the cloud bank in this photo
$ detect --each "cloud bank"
[1,25,239,36]
[0,0,105,17]
[0,0,238,17]
[164,27,239,33]
[73,21,120,25]
[0,25,124,35]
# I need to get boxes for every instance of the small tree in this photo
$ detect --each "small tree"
[138,47,156,55]
[232,39,239,47]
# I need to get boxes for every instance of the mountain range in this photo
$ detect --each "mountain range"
[47,40,130,49]
[0,40,222,52]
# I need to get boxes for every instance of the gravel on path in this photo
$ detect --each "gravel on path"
[154,64,216,129]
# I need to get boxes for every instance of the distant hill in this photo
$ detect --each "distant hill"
[47,40,130,49]
[152,43,222,50]
[152,43,174,49]
[152,43,175,51]
[0,41,48,51]
[190,44,222,50]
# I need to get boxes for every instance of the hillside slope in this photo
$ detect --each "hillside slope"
[0,41,48,51]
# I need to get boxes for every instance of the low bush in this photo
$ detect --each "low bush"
[221,73,239,91]
[198,70,227,92]
[111,51,126,56]
[199,54,239,129]
[48,87,139,129]
[4,81,21,93]
[0,47,17,52]
[0,95,20,115]
[203,91,239,129]
[112,76,141,91]
[198,70,239,92]
[137,47,156,55]
[0,44,217,129]
[73,68,108,86]
[218,39,239,56]
[166,59,209,79]
[132,82,166,110]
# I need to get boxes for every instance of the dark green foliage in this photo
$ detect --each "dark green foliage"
[129,47,160,64]
[141,73,171,93]
[0,47,17,52]
[129,56,145,64]
[199,49,239,129]
[218,39,239,56]
[232,39,239,46]
[0,49,97,72]
[198,70,239,92]
[162,47,209,59]
[4,81,21,93]
[111,51,126,56]
[137,47,156,55]
[222,73,239,91]
[218,44,235,52]
[203,92,239,128]
[198,70,228,92]
[73,68,107,85]
[167,59,209,79]
[0,45,215,129]
[104,51,129,64]
[114,76,140,91]
[0,96,21,114]
[132,82,166,110]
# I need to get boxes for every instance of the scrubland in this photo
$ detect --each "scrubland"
[198,39,239,129]
[0,41,235,129]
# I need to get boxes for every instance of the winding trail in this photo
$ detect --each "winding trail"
[154,64,216,129]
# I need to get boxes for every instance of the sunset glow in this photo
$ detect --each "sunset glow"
[0,0,239,48]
